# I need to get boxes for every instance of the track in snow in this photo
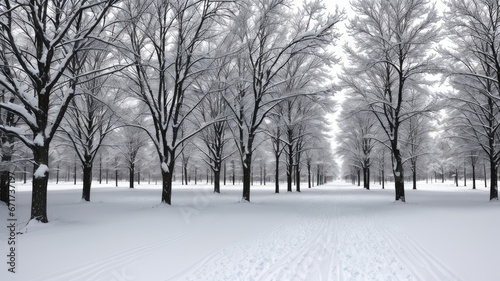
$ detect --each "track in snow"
[31,186,461,281]
[173,188,461,281]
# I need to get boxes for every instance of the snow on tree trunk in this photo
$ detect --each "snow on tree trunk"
[31,146,49,223]
[393,147,405,202]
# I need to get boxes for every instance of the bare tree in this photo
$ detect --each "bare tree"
[337,106,378,190]
[342,0,440,202]
[120,0,229,204]
[225,0,343,201]
[0,0,119,222]
[60,48,121,201]
[443,0,500,200]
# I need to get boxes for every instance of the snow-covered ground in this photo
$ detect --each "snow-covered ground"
[1,180,499,281]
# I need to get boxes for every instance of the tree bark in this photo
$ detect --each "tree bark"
[275,155,280,193]
[393,148,405,202]
[472,164,476,190]
[295,162,301,192]
[82,164,93,201]
[214,169,220,193]
[129,163,135,189]
[484,163,487,188]
[489,158,498,200]
[0,170,10,206]
[31,146,49,223]
[242,153,252,201]
[161,169,173,204]
[308,162,311,188]
[357,168,360,187]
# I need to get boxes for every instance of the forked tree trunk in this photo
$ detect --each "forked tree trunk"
[161,167,174,205]
[82,163,93,201]
[31,146,49,223]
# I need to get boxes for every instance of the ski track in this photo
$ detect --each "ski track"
[174,189,461,281]
[33,188,461,281]
[33,218,218,281]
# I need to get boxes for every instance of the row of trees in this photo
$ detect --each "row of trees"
[336,0,500,202]
[0,0,341,223]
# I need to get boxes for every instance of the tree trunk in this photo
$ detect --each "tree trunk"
[295,162,301,192]
[455,168,458,187]
[275,155,280,193]
[0,170,10,206]
[367,167,370,190]
[472,164,476,190]
[393,148,405,202]
[214,169,220,193]
[263,162,266,185]
[232,160,235,185]
[317,166,320,186]
[99,155,102,184]
[260,165,263,185]
[31,146,49,223]
[82,164,93,201]
[129,163,135,189]
[464,165,466,186]
[242,153,252,202]
[357,169,360,187]
[138,168,141,185]
[412,167,417,190]
[223,161,226,186]
[489,159,498,200]
[484,163,487,188]
[56,164,60,184]
[161,169,173,205]
[308,163,311,188]
[382,168,385,189]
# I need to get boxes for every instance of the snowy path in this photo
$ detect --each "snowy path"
[2,182,489,281]
[171,188,460,281]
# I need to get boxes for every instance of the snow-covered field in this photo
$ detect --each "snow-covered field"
[1,180,499,281]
